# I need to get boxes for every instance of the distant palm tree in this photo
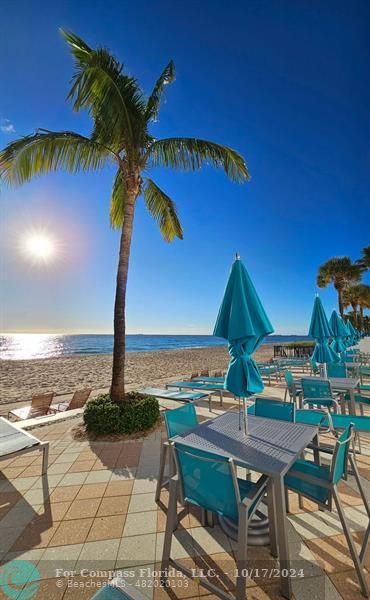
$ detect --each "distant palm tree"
[355,284,370,330]
[357,245,370,270]
[343,284,362,325]
[0,31,250,402]
[317,257,362,317]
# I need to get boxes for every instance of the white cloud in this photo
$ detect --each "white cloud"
[0,119,15,133]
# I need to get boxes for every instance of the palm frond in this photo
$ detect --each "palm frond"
[143,178,183,242]
[61,29,146,147]
[145,61,175,122]
[145,138,250,182]
[0,130,110,186]
[109,170,127,229]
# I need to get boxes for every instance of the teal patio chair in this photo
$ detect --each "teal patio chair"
[161,441,268,600]
[255,396,296,422]
[327,363,347,378]
[300,378,340,412]
[155,403,198,502]
[284,423,369,597]
[344,392,370,416]
[283,370,301,403]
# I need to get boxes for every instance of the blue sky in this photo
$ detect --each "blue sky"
[1,0,369,334]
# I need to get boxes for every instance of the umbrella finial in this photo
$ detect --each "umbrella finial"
[235,252,240,261]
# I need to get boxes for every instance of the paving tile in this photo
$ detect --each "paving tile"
[124,510,157,536]
[338,481,363,507]
[104,480,133,497]
[23,488,50,506]
[306,531,368,574]
[31,474,64,489]
[288,511,341,540]
[64,498,101,520]
[76,483,108,500]
[11,476,38,491]
[24,577,68,600]
[292,573,342,600]
[85,470,112,484]
[76,538,120,571]
[156,530,195,561]
[129,493,157,513]
[68,460,96,473]
[54,452,80,464]
[110,467,137,480]
[37,501,71,522]
[48,518,93,547]
[329,568,370,599]
[132,479,158,494]
[38,543,83,579]
[59,472,89,487]
[11,520,61,551]
[191,526,233,557]
[97,495,130,517]
[117,533,157,567]
[47,462,73,475]
[49,486,81,503]
[87,514,126,542]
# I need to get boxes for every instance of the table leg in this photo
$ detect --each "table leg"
[273,474,293,599]
[349,388,357,416]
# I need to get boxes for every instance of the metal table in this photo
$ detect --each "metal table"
[166,381,226,406]
[179,410,318,599]
[293,376,360,415]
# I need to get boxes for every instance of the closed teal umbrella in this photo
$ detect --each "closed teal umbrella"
[309,296,339,369]
[329,310,347,355]
[347,320,358,346]
[343,320,352,348]
[214,257,273,431]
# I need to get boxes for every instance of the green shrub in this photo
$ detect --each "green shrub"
[83,392,160,436]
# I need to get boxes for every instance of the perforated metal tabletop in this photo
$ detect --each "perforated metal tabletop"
[179,410,317,477]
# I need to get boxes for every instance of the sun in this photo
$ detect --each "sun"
[21,231,57,264]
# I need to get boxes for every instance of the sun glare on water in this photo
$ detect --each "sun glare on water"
[21,231,57,264]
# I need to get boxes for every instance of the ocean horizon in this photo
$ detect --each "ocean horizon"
[0,333,312,361]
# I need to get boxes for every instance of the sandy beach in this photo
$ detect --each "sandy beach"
[0,344,274,410]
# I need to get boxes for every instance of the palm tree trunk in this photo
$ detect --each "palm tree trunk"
[359,306,364,330]
[111,183,137,403]
[351,303,358,326]
[337,288,344,317]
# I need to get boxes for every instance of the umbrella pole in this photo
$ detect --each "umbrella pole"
[243,397,248,435]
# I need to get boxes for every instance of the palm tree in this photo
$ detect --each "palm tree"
[356,284,370,330]
[343,285,362,325]
[317,257,362,317]
[357,245,370,270]
[0,31,250,402]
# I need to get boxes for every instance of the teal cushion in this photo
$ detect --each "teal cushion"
[285,459,331,504]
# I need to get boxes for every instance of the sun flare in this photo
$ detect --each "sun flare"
[21,231,57,264]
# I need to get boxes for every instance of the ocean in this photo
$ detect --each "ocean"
[0,333,311,360]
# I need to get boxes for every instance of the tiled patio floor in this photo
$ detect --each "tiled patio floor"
[0,381,369,600]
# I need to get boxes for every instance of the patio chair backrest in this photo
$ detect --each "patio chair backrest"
[327,363,346,378]
[173,441,239,521]
[330,423,354,484]
[284,370,294,390]
[254,397,295,422]
[69,389,91,410]
[31,392,54,411]
[301,379,332,400]
[164,403,198,439]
